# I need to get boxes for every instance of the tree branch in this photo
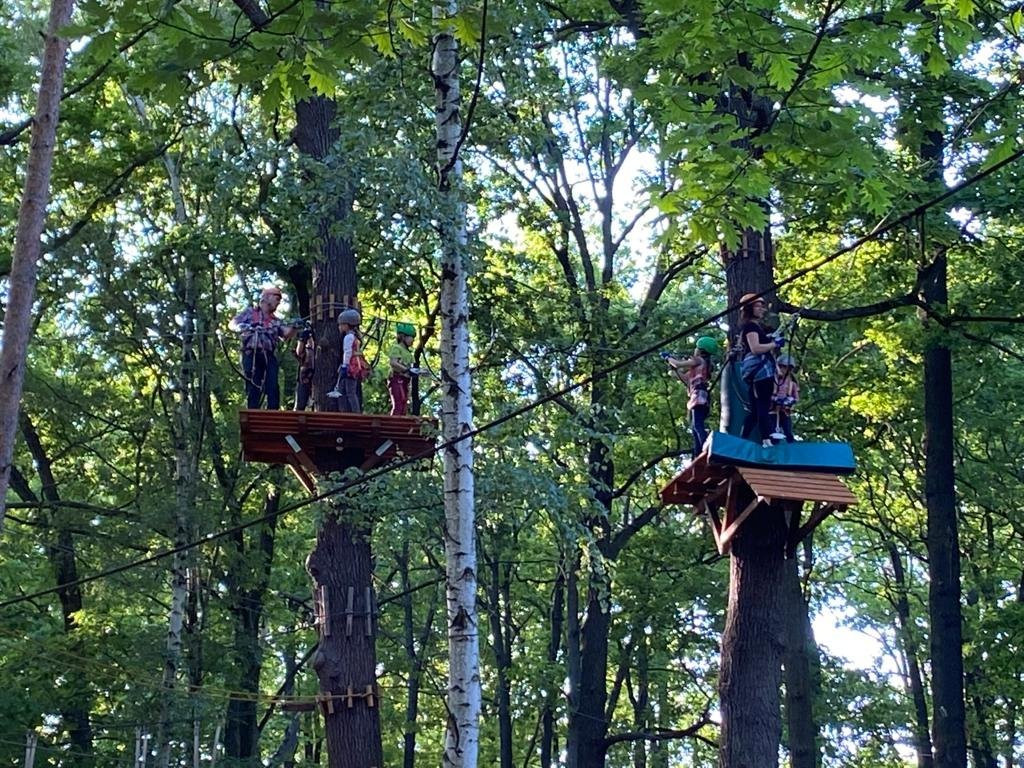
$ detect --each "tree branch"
[775,292,917,321]
[604,712,713,749]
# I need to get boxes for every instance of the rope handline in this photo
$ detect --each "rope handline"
[1,145,1020,611]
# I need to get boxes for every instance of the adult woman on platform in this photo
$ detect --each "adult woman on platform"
[737,293,784,447]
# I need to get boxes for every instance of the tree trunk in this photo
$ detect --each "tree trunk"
[306,508,383,768]
[434,3,481,766]
[920,250,966,768]
[782,554,819,768]
[719,493,788,768]
[540,562,565,768]
[484,553,514,768]
[0,0,76,525]
[224,489,280,765]
[888,543,933,768]
[155,147,199,768]
[18,417,94,761]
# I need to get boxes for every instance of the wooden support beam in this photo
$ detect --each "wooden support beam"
[284,434,318,475]
[285,457,316,496]
[359,439,394,471]
[718,495,767,553]
[795,502,841,545]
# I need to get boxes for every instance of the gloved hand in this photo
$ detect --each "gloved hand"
[784,396,797,407]
[774,337,785,348]
[408,367,422,376]
[338,365,349,377]
[659,351,670,360]
[773,396,788,407]
[299,329,312,341]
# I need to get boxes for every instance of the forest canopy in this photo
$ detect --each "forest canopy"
[1,0,1022,766]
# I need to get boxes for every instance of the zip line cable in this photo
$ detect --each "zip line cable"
[1,145,1021,612]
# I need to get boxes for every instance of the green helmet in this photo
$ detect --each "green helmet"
[396,322,416,337]
[696,336,718,355]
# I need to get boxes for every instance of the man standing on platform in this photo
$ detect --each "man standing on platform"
[230,285,296,409]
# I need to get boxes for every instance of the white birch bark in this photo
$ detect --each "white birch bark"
[433,4,480,766]
[0,0,77,527]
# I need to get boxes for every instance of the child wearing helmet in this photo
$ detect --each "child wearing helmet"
[772,354,799,443]
[388,322,417,416]
[336,308,365,413]
[665,335,718,458]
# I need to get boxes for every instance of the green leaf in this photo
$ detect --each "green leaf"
[453,9,481,46]
[766,53,799,91]
[397,18,428,46]
[90,30,117,61]
[304,54,338,97]
[1009,8,1023,34]
[956,0,974,19]
[859,177,893,215]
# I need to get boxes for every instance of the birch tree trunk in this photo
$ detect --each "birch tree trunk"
[433,4,481,765]
[0,0,76,525]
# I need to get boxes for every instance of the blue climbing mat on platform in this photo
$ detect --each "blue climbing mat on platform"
[705,431,856,475]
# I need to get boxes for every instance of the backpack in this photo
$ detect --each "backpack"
[347,335,372,381]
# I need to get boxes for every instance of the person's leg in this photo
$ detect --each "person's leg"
[741,381,758,439]
[691,405,709,457]
[242,353,259,408]
[295,371,310,411]
[249,352,269,408]
[754,378,775,442]
[389,376,408,416]
[782,412,795,442]
[264,354,280,410]
[341,377,360,413]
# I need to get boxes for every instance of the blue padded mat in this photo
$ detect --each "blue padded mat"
[706,431,856,474]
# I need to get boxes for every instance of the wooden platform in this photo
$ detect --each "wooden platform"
[660,448,856,555]
[239,409,438,491]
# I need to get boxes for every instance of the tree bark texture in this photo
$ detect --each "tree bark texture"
[293,93,357,414]
[434,3,481,766]
[920,251,966,768]
[782,555,820,768]
[0,0,77,526]
[718,494,787,768]
[289,26,383,767]
[306,510,383,768]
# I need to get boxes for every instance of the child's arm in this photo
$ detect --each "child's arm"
[666,355,700,370]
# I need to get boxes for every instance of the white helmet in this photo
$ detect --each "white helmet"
[338,308,361,326]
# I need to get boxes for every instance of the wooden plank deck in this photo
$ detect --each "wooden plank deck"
[239,409,438,467]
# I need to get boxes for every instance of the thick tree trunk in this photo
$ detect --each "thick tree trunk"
[920,250,966,768]
[306,508,383,767]
[434,3,481,766]
[719,493,788,768]
[888,543,933,768]
[719,222,785,768]
[0,0,76,524]
[782,555,819,768]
